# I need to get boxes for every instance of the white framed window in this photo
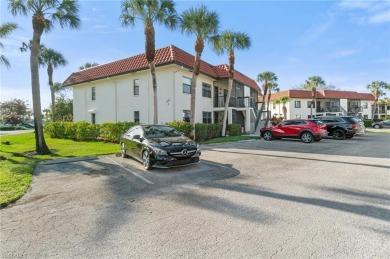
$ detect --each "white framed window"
[202,112,212,123]
[134,111,139,123]
[91,113,96,124]
[307,101,315,108]
[183,110,190,122]
[92,87,96,100]
[183,77,191,94]
[295,101,301,108]
[134,79,139,96]
[202,83,211,98]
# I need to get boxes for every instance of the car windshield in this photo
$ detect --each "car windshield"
[143,126,182,139]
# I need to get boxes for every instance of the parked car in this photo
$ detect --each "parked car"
[372,120,390,129]
[120,125,201,170]
[18,123,34,128]
[313,116,361,140]
[260,119,327,143]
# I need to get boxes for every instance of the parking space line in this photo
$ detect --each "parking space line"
[105,157,154,185]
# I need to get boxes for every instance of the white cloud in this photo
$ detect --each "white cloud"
[338,0,373,10]
[368,11,390,24]
[330,49,356,58]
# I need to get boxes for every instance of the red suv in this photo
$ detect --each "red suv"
[260,119,328,143]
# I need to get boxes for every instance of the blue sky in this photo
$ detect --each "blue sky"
[1,0,389,109]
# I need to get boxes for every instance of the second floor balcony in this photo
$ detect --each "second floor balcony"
[214,96,258,110]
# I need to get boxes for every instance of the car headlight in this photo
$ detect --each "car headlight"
[151,147,168,156]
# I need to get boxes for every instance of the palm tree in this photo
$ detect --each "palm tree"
[8,0,80,155]
[304,76,325,118]
[79,62,99,70]
[279,96,290,120]
[180,5,219,137]
[254,71,277,130]
[367,81,390,119]
[0,22,18,68]
[121,0,177,124]
[274,98,281,117]
[40,48,68,122]
[211,30,251,136]
[265,81,280,126]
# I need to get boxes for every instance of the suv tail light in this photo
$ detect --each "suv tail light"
[350,123,357,128]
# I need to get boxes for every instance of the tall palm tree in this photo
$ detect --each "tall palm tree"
[265,81,279,126]
[40,48,68,122]
[367,81,390,119]
[79,62,99,70]
[211,30,251,136]
[279,96,290,120]
[304,76,325,118]
[121,0,177,124]
[254,71,277,130]
[8,0,80,154]
[180,5,219,137]
[274,98,281,116]
[0,22,18,68]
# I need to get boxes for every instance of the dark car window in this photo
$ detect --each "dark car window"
[280,121,292,126]
[143,126,182,139]
[293,120,307,125]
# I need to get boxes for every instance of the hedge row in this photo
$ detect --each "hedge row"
[45,121,138,142]
[45,121,243,143]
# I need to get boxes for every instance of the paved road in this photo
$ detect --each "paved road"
[1,133,389,258]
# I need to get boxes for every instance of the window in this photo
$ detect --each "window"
[134,111,139,123]
[307,101,315,108]
[91,113,96,124]
[273,103,276,109]
[183,77,191,94]
[202,83,211,98]
[92,87,96,100]
[183,110,190,122]
[363,102,368,109]
[202,112,212,123]
[134,79,139,96]
[294,101,301,108]
[364,115,368,119]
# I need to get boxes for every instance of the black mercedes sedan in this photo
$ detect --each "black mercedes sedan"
[120,125,201,170]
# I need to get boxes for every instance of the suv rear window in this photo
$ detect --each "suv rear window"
[341,117,359,124]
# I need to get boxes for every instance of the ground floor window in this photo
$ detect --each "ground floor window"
[91,113,96,124]
[134,111,140,123]
[202,112,212,123]
[183,110,190,122]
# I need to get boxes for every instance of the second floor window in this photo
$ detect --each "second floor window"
[92,87,96,100]
[134,79,139,96]
[202,83,211,98]
[363,102,368,109]
[307,101,315,108]
[295,101,301,108]
[183,77,191,94]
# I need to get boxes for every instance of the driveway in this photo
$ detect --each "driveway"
[1,133,389,258]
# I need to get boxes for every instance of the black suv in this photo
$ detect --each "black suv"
[313,116,360,140]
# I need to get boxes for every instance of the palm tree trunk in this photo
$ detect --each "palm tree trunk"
[222,78,233,136]
[31,28,50,154]
[264,92,272,126]
[254,87,268,132]
[190,49,202,139]
[149,61,158,124]
[282,105,287,119]
[48,65,55,122]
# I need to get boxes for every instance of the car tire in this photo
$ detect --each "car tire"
[346,136,353,139]
[142,150,152,170]
[301,132,313,143]
[332,129,346,140]
[262,131,274,141]
[373,125,380,129]
[121,143,128,158]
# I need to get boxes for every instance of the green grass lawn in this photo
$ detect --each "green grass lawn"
[0,132,118,208]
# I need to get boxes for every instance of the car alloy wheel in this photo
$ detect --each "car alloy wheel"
[263,131,273,141]
[374,125,380,129]
[333,129,346,140]
[121,143,128,158]
[142,151,152,170]
[301,132,313,143]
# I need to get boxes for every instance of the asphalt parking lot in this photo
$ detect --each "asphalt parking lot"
[1,133,389,258]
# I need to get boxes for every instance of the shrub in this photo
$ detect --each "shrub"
[100,122,137,143]
[168,121,193,138]
[227,124,241,136]
[75,122,100,141]
[194,123,221,141]
[363,119,373,128]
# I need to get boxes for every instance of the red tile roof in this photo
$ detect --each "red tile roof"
[62,45,259,91]
[268,90,374,101]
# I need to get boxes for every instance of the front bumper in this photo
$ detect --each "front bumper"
[151,150,201,168]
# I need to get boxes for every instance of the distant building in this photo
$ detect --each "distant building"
[267,90,376,119]
[63,45,260,132]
